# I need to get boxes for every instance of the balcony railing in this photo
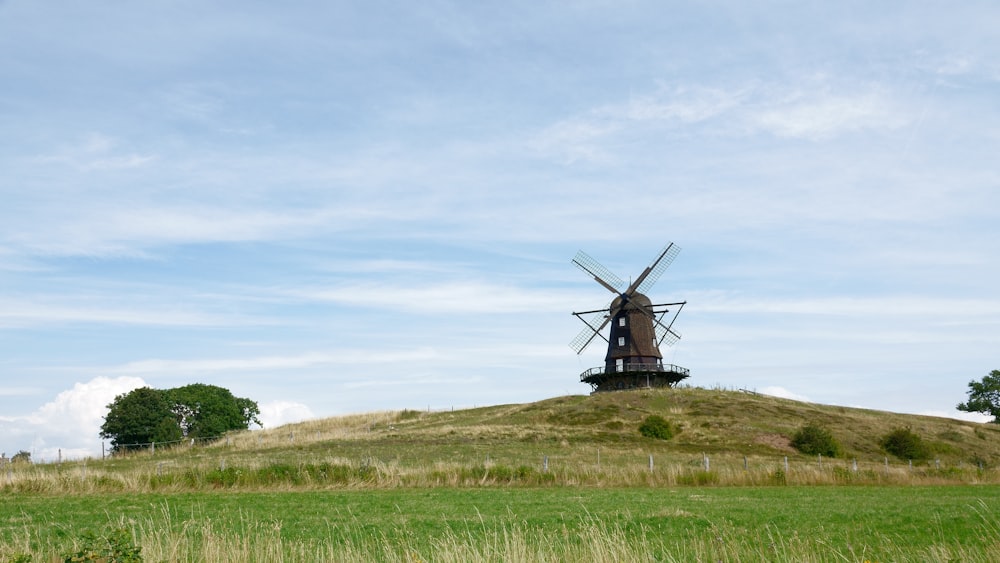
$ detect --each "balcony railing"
[579,363,690,382]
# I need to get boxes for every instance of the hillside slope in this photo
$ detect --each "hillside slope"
[230,386,1000,467]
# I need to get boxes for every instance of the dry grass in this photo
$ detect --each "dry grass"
[5,387,999,494]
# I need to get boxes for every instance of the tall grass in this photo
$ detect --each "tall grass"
[5,501,1000,562]
[3,450,997,494]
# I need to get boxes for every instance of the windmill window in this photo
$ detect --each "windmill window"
[618,318,626,327]
[617,337,625,346]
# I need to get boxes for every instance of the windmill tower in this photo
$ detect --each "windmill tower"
[570,243,689,392]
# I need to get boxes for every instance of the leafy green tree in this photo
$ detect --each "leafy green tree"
[100,387,178,452]
[957,370,1000,424]
[165,383,263,438]
[101,384,262,452]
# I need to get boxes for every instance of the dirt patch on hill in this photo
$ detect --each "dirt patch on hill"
[754,433,795,452]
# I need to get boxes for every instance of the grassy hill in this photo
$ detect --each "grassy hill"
[9,386,1000,492]
[247,386,1000,464]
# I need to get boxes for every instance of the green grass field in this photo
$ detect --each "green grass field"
[3,387,999,561]
[3,486,999,561]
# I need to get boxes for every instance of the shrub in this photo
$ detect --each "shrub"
[881,427,931,460]
[63,527,141,562]
[638,415,676,440]
[790,424,842,457]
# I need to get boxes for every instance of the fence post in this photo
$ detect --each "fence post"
[818,454,822,469]
[597,448,600,469]
[909,459,912,470]
[650,454,655,472]
[743,456,748,471]
[884,457,889,474]
[151,442,155,455]
[852,459,857,472]
[543,456,548,472]
[703,454,709,472]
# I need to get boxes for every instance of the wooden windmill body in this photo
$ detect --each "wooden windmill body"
[571,244,689,392]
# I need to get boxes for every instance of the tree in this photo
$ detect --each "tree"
[100,387,179,452]
[957,370,1000,424]
[101,384,262,452]
[165,383,261,438]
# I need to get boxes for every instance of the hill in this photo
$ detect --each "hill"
[9,386,1000,492]
[245,386,1000,464]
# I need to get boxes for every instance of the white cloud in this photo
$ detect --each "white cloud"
[759,386,811,402]
[919,410,993,424]
[258,400,315,428]
[0,376,146,461]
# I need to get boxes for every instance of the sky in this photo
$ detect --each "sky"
[2,1,999,460]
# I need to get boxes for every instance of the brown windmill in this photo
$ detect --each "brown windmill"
[570,243,689,392]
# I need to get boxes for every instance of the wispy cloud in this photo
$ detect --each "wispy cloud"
[530,80,911,164]
[108,348,443,377]
[0,297,245,328]
[750,90,907,140]
[692,293,1000,318]
[292,281,583,314]
[33,133,157,171]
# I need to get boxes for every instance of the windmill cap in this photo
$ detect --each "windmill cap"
[612,292,652,310]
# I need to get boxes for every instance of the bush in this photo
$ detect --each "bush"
[790,424,842,457]
[638,415,676,440]
[881,427,931,460]
[63,527,141,562]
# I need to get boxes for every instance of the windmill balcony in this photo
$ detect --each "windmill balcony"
[579,363,690,392]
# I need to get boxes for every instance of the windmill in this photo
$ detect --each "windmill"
[570,243,689,392]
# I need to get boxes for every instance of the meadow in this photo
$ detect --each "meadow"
[3,387,999,561]
[3,486,1000,561]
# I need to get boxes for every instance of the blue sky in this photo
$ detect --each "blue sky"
[2,1,998,459]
